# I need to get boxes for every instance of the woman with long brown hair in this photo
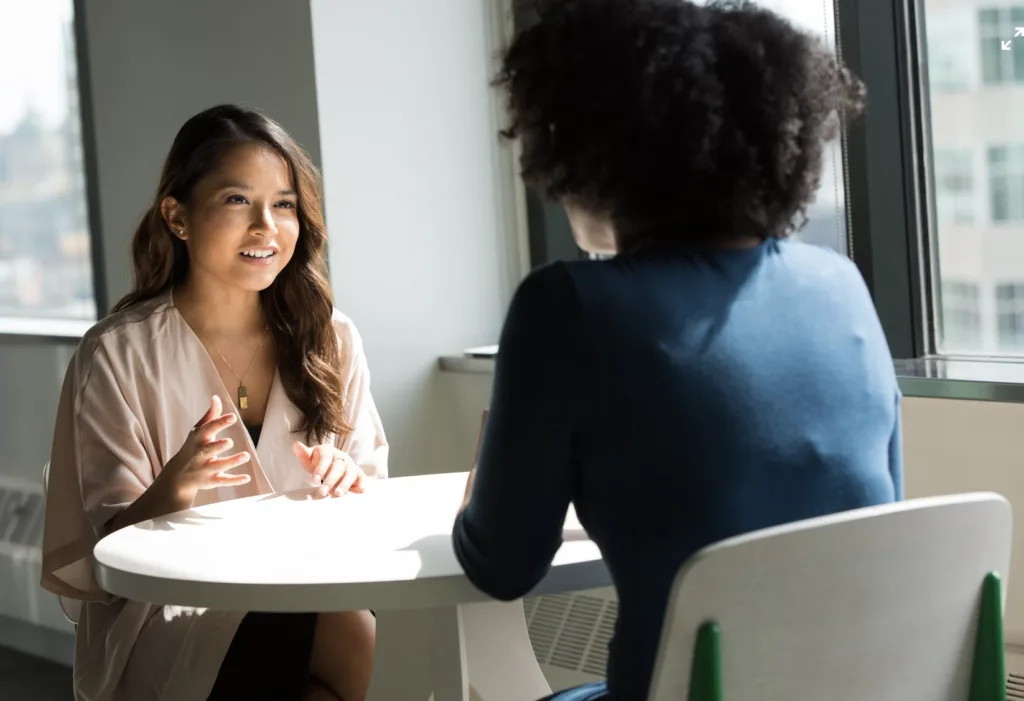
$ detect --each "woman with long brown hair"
[41,104,386,701]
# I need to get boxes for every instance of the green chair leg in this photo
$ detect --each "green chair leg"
[688,622,723,701]
[969,571,1006,701]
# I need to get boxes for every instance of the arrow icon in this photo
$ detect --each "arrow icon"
[1003,40,1012,51]
[1016,27,1024,36]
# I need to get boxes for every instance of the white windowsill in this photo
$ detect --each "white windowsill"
[438,355,497,374]
[438,351,1024,404]
[0,316,95,342]
[438,345,497,374]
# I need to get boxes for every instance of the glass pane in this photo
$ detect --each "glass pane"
[981,40,1003,83]
[988,146,1008,167]
[941,281,983,350]
[979,8,1001,27]
[991,179,1010,222]
[0,0,95,321]
[927,2,1024,354]
[1015,36,1024,79]
[695,0,849,255]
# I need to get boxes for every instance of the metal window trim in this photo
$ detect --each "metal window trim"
[72,0,109,319]
[838,0,931,359]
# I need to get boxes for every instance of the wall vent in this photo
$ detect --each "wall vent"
[523,593,617,675]
[0,481,44,553]
[1009,672,1024,701]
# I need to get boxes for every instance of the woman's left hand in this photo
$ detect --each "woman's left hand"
[293,441,368,497]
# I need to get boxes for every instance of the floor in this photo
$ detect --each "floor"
[0,645,73,700]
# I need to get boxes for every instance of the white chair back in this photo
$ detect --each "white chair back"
[648,493,1012,701]
[42,461,81,626]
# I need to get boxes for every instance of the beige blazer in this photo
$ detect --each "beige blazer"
[40,293,388,701]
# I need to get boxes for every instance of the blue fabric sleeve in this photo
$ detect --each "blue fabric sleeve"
[452,263,585,601]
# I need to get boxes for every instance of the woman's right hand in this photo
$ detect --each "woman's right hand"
[160,395,252,504]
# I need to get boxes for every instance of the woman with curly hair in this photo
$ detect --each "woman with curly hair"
[42,105,386,701]
[452,1,901,699]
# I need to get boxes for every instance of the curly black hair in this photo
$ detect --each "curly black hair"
[498,0,867,249]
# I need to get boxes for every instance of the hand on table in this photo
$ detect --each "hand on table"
[293,441,367,497]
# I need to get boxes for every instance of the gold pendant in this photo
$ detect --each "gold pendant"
[238,384,248,410]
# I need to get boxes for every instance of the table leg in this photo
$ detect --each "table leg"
[461,599,553,701]
[369,606,469,701]
[369,599,551,701]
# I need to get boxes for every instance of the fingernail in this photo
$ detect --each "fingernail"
[311,475,322,487]
[318,485,330,497]
[241,453,251,462]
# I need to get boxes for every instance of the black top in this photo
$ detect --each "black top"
[245,423,262,448]
[452,241,902,700]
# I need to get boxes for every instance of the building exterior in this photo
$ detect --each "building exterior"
[926,0,1024,354]
[0,18,93,320]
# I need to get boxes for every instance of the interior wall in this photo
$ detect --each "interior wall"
[901,396,1024,645]
[310,0,522,478]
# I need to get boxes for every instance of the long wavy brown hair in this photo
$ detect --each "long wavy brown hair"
[111,104,347,443]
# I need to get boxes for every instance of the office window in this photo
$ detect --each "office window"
[926,0,1024,355]
[722,1,851,253]
[940,281,982,351]
[988,146,1024,223]
[933,149,975,224]
[520,0,851,266]
[927,9,972,92]
[979,7,1024,85]
[997,283,1024,349]
[0,1,96,323]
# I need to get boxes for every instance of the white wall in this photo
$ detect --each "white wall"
[310,0,522,477]
[902,396,1024,645]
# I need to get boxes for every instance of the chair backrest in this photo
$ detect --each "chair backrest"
[41,461,81,626]
[648,493,1012,701]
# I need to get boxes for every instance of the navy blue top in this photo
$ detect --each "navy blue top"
[452,240,902,701]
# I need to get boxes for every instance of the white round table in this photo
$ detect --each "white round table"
[94,472,610,701]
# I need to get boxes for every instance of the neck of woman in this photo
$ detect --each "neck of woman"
[173,276,265,338]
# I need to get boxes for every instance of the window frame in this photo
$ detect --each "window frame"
[838,0,932,359]
[74,0,108,318]
[0,0,107,339]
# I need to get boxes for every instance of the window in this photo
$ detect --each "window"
[988,146,1024,223]
[997,283,1024,349]
[979,7,1024,85]
[927,8,973,92]
[933,150,975,224]
[939,281,982,351]
[0,0,96,323]
[925,1,1024,356]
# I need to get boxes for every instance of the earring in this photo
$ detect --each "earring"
[178,230,186,239]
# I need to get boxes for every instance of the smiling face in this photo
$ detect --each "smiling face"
[161,142,300,294]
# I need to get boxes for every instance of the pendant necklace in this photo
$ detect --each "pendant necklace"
[200,324,267,410]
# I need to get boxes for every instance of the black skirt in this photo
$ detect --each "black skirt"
[206,612,318,701]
